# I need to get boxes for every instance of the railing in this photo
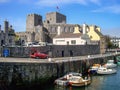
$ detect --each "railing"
[0,52,120,63]
[52,52,120,62]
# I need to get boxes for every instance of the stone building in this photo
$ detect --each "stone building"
[16,12,75,44]
[110,37,120,48]
[0,20,15,56]
[16,14,48,44]
[16,11,105,53]
[0,20,15,46]
[74,24,106,53]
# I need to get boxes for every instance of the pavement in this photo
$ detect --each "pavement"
[0,52,119,63]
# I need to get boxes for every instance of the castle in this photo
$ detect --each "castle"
[16,12,79,44]
[0,12,106,57]
[15,12,105,49]
[0,21,15,46]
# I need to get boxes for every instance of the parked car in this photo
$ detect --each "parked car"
[30,52,49,59]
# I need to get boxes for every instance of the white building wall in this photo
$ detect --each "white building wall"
[118,41,120,48]
[53,38,86,45]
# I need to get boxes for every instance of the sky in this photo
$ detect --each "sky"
[0,0,120,37]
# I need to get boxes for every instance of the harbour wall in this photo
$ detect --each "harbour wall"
[2,45,100,58]
[0,54,118,89]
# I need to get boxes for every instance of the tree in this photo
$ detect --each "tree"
[104,35,114,49]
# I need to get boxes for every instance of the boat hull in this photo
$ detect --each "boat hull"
[106,64,117,68]
[89,70,97,74]
[97,69,117,75]
[117,61,120,65]
[69,80,91,87]
[54,79,69,86]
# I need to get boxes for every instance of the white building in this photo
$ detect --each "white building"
[111,37,120,48]
[53,33,91,45]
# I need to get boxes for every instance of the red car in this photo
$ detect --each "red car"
[30,52,49,59]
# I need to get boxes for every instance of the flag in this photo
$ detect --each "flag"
[56,6,59,10]
[56,6,60,12]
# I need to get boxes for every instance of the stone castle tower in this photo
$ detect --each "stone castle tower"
[16,13,48,44]
[45,12,66,24]
[26,14,43,32]
[0,20,15,46]
[4,21,9,45]
[16,12,75,44]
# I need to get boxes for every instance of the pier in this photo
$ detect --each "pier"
[0,52,120,89]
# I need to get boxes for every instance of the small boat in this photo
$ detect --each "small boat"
[116,56,120,65]
[68,75,91,87]
[104,60,117,68]
[97,66,117,75]
[107,60,114,63]
[54,77,69,86]
[117,61,120,65]
[88,64,100,74]
[54,72,82,86]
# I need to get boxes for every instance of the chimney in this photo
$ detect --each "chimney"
[57,26,61,35]
[83,23,86,34]
[4,20,9,33]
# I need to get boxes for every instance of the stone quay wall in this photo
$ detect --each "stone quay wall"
[0,54,117,89]
[4,45,100,58]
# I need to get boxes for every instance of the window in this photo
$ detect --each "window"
[47,20,50,24]
[71,40,76,45]
[9,39,12,43]
[90,36,92,39]
[67,41,69,45]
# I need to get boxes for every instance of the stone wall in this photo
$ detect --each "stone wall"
[5,45,100,58]
[0,62,57,89]
[0,55,116,89]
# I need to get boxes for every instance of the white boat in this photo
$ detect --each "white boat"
[88,64,100,74]
[54,77,69,86]
[107,60,114,63]
[54,72,82,86]
[97,66,117,75]
[68,75,91,87]
[104,60,117,68]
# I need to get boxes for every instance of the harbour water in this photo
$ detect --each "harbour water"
[44,66,120,90]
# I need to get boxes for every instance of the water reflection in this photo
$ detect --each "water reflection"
[53,74,118,90]
[53,75,108,90]
[45,66,120,90]
[54,85,93,90]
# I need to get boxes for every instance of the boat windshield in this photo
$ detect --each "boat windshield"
[72,73,82,76]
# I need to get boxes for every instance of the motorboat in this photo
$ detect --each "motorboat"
[107,60,114,63]
[104,60,117,68]
[116,56,120,65]
[88,64,100,74]
[68,75,91,87]
[54,72,82,86]
[54,77,69,86]
[97,66,117,75]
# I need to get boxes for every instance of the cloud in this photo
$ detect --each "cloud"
[36,0,101,7]
[92,5,120,14]
[0,0,10,3]
[17,0,35,4]
[90,0,101,5]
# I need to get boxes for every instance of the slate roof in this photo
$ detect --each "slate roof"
[54,33,82,38]
[94,29,103,37]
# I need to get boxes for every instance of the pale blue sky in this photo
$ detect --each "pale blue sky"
[0,0,120,37]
